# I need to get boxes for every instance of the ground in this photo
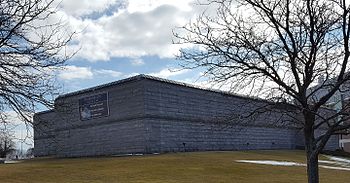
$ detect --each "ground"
[0,150,349,183]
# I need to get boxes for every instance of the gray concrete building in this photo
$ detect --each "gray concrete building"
[34,75,339,157]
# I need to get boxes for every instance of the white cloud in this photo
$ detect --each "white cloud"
[27,0,222,62]
[70,5,189,61]
[130,58,145,66]
[124,72,140,78]
[94,69,123,77]
[59,66,93,80]
[59,66,123,80]
[54,0,216,61]
[148,68,189,78]
[127,0,194,13]
[59,0,121,17]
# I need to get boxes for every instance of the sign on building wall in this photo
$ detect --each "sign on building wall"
[79,93,109,120]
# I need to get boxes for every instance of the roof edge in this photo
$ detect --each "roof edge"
[55,74,276,104]
[56,74,145,99]
[141,75,274,104]
[35,109,54,115]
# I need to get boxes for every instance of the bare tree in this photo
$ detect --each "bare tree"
[26,147,34,158]
[0,0,74,131]
[0,130,15,158]
[174,0,350,182]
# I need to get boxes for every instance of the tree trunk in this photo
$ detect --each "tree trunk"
[304,111,319,183]
[304,128,320,183]
[306,151,319,183]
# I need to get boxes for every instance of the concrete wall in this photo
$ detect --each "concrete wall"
[34,111,57,156]
[142,79,339,152]
[144,119,300,153]
[34,78,146,157]
[141,79,303,152]
[53,120,146,157]
[142,79,297,127]
[34,76,339,157]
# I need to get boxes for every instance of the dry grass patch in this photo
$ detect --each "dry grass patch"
[0,150,348,183]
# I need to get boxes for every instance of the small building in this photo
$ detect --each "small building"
[34,75,338,157]
[309,76,350,152]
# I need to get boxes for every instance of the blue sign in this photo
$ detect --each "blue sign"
[79,93,109,120]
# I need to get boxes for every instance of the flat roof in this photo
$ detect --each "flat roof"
[56,74,271,103]
[36,74,295,115]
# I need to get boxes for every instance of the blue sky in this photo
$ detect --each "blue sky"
[58,55,204,94]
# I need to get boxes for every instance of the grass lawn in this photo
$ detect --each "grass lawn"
[0,150,349,183]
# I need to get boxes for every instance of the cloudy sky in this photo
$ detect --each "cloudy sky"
[53,0,215,94]
[15,0,219,150]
